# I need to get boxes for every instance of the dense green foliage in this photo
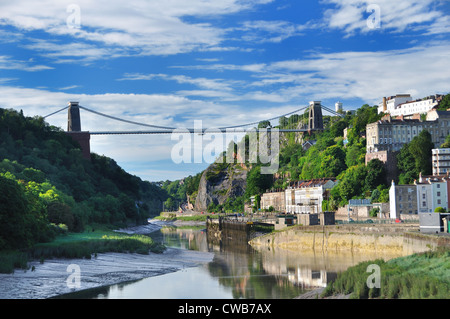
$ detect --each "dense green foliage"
[322,249,450,299]
[397,130,434,184]
[436,94,450,111]
[161,104,390,212]
[0,108,167,251]
[161,98,443,213]
[161,172,202,211]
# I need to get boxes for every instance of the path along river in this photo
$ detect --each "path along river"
[0,219,412,299]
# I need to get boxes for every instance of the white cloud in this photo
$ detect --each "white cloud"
[0,0,275,60]
[0,55,53,71]
[322,0,445,35]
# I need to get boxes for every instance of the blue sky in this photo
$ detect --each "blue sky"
[0,0,449,182]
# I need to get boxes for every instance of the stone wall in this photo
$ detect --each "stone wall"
[249,224,449,255]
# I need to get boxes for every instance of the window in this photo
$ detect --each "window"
[438,199,441,205]
[423,193,426,199]
[437,192,441,197]
[423,201,426,207]
[437,184,440,188]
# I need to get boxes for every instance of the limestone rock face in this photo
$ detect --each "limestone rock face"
[194,160,247,212]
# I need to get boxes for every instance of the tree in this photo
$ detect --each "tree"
[365,159,386,191]
[437,94,450,111]
[258,120,271,129]
[338,164,368,201]
[0,175,54,249]
[397,144,417,184]
[345,143,365,167]
[245,165,273,199]
[47,202,75,231]
[408,130,434,176]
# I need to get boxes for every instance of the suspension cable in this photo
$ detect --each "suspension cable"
[78,105,177,130]
[43,106,69,119]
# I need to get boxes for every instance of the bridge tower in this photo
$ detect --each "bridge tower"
[308,101,323,132]
[66,101,91,160]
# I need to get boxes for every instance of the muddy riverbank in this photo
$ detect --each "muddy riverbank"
[0,220,213,299]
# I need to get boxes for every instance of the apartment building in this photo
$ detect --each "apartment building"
[285,179,337,214]
[366,110,450,154]
[377,94,442,116]
[260,191,285,212]
[415,174,449,213]
[389,174,450,219]
[389,181,418,219]
[432,148,450,175]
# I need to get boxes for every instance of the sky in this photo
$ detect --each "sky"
[0,0,449,182]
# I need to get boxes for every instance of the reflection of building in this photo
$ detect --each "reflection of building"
[294,268,336,288]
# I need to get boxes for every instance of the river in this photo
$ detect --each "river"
[60,220,406,299]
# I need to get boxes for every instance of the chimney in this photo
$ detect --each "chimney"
[383,97,387,112]
[419,172,422,183]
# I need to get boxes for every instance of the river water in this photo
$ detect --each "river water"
[64,222,406,299]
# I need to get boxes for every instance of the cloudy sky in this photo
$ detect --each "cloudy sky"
[0,0,449,181]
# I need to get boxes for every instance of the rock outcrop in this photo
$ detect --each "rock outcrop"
[194,158,248,212]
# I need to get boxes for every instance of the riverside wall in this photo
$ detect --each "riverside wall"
[249,224,450,255]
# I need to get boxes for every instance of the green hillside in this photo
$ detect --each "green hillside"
[0,108,167,251]
[162,101,439,213]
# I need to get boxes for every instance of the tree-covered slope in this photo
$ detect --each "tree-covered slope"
[0,108,167,250]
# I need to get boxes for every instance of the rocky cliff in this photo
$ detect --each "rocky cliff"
[194,158,248,212]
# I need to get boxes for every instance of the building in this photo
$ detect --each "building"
[378,94,412,114]
[366,110,450,154]
[389,181,418,219]
[335,101,343,113]
[415,173,449,213]
[419,212,450,234]
[260,191,285,212]
[432,148,450,175]
[285,179,337,214]
[389,174,450,219]
[378,94,443,116]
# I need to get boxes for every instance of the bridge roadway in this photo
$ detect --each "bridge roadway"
[87,128,319,135]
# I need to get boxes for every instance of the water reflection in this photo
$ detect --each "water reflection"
[64,224,405,299]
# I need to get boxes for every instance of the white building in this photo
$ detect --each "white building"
[335,101,343,113]
[378,94,442,116]
[378,94,412,114]
[432,148,450,175]
[285,179,337,214]
[415,174,448,213]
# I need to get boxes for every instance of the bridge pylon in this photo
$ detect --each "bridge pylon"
[308,101,323,133]
[66,101,91,160]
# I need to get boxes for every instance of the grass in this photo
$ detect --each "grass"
[0,228,165,274]
[321,248,450,299]
[155,213,220,222]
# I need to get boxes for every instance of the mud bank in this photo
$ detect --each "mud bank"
[0,221,214,299]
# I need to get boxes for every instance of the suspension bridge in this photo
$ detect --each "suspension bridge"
[44,100,344,135]
[43,100,344,159]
